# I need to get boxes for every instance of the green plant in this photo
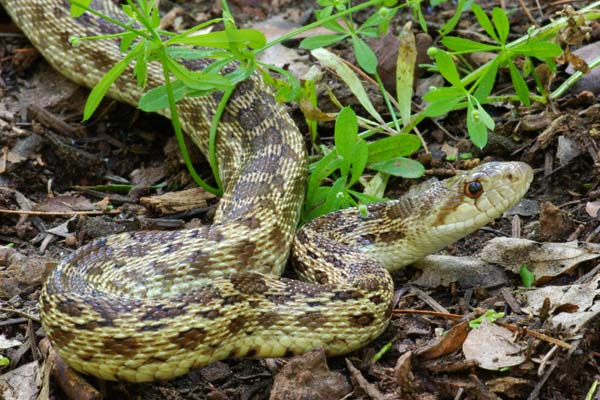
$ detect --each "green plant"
[65,0,600,223]
[519,264,535,288]
[417,3,600,148]
[303,106,421,221]
[68,0,427,222]
[70,0,261,194]
[469,310,505,329]
[422,5,562,148]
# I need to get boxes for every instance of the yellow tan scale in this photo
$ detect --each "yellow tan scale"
[1,0,534,383]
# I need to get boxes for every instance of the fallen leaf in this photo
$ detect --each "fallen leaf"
[585,200,600,217]
[0,335,22,350]
[522,274,600,333]
[462,320,526,370]
[417,320,469,359]
[270,349,351,400]
[479,238,599,283]
[412,255,508,289]
[311,48,384,124]
[0,361,39,400]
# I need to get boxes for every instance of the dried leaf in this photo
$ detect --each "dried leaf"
[462,320,526,370]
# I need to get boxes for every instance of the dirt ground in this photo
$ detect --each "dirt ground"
[1,0,600,399]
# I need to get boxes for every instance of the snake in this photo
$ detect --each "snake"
[2,0,533,383]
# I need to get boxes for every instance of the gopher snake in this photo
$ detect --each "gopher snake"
[2,0,533,382]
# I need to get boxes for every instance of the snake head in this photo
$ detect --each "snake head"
[434,161,533,227]
[414,161,533,257]
[366,161,533,269]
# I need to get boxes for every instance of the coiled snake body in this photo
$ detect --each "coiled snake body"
[2,0,533,382]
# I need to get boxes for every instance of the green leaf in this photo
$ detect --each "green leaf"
[306,151,342,200]
[469,310,505,329]
[83,43,142,120]
[466,102,488,149]
[471,4,499,43]
[477,103,495,130]
[169,29,266,49]
[423,86,465,117]
[396,25,415,126]
[352,35,378,74]
[166,47,228,60]
[335,107,358,161]
[165,58,232,91]
[369,157,424,178]
[350,140,368,186]
[69,0,92,17]
[442,36,499,53]
[423,86,464,102]
[0,355,9,367]
[519,264,535,287]
[119,31,138,53]
[435,51,462,88]
[367,134,421,163]
[474,60,499,101]
[139,80,189,112]
[311,48,384,123]
[322,19,348,33]
[299,34,346,50]
[439,0,470,36]
[349,189,385,204]
[326,177,350,211]
[492,7,509,44]
[513,41,563,58]
[150,6,161,28]
[134,43,148,87]
[508,63,530,106]
[304,177,348,221]
[423,97,463,118]
[122,4,135,17]
[261,64,302,102]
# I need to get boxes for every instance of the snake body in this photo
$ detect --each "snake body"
[2,0,533,383]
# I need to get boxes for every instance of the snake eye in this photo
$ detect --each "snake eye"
[464,181,483,199]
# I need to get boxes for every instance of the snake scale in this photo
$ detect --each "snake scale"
[2,0,533,383]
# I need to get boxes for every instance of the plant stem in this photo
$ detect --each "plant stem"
[208,88,236,192]
[160,49,221,195]
[550,56,600,100]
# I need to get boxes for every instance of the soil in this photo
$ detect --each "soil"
[1,1,600,399]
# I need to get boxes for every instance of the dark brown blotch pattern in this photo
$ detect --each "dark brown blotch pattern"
[379,231,405,243]
[231,273,268,295]
[173,328,207,351]
[56,299,83,317]
[103,337,141,356]
[180,287,222,305]
[228,315,249,334]
[142,305,188,321]
[257,311,278,327]
[265,294,294,305]
[49,327,76,348]
[297,311,328,329]
[333,290,363,302]
[349,313,376,327]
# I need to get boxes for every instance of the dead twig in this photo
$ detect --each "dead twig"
[0,208,121,216]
